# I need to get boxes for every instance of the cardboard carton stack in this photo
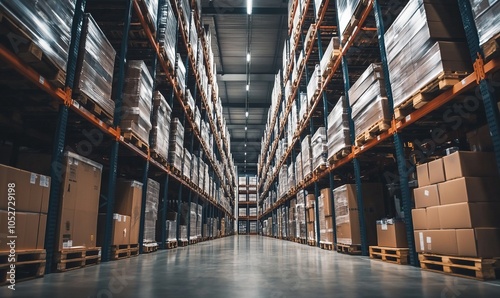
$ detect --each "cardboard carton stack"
[468,0,500,48]
[239,222,247,234]
[180,225,188,242]
[312,127,328,171]
[151,92,172,162]
[307,64,322,105]
[413,151,500,257]
[143,179,160,245]
[296,152,303,184]
[327,97,351,161]
[58,152,102,249]
[249,221,257,234]
[289,199,297,239]
[334,184,385,246]
[320,37,341,78]
[166,212,177,242]
[376,218,408,248]
[296,190,307,239]
[182,149,192,180]
[301,135,313,178]
[113,180,143,245]
[158,0,177,66]
[306,194,316,242]
[176,54,186,96]
[318,188,334,245]
[0,165,50,251]
[141,0,158,33]
[336,0,365,41]
[299,92,308,122]
[169,118,184,172]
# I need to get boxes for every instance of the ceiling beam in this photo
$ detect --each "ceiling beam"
[202,7,287,15]
[217,74,275,82]
[222,102,270,108]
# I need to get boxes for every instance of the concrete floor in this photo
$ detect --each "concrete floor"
[2,236,500,297]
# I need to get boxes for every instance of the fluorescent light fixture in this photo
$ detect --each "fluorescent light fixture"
[244,143,247,147]
[246,52,251,62]
[245,126,248,131]
[247,0,252,15]
[245,111,249,118]
[246,84,249,91]
[245,152,247,156]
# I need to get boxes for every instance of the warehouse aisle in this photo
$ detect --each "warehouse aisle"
[2,236,500,297]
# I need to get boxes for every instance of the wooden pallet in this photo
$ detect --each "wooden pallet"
[178,240,189,247]
[313,163,327,174]
[0,249,46,285]
[329,147,352,164]
[307,240,317,247]
[369,246,409,265]
[151,151,168,166]
[111,244,139,261]
[394,71,468,120]
[418,254,500,281]
[483,32,500,62]
[189,239,198,245]
[142,242,158,253]
[123,132,149,153]
[0,12,66,88]
[73,92,114,124]
[166,241,178,249]
[355,119,391,147]
[55,247,101,272]
[336,243,361,255]
[341,0,370,43]
[320,242,335,251]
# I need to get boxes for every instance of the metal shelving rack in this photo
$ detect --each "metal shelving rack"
[257,0,500,265]
[237,175,258,235]
[0,0,237,273]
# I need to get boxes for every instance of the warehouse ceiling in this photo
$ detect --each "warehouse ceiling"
[202,0,288,174]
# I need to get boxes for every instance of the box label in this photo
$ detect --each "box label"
[381,223,388,230]
[426,236,432,250]
[419,232,424,250]
[30,173,37,184]
[424,190,429,196]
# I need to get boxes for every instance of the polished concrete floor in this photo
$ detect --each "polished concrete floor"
[2,236,500,297]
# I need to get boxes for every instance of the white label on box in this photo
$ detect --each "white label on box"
[39,76,45,84]
[40,175,47,187]
[123,217,127,222]
[424,190,429,196]
[405,115,411,122]
[63,240,73,249]
[426,236,432,250]
[419,232,424,251]
[381,223,388,230]
[113,214,119,220]
[30,173,37,184]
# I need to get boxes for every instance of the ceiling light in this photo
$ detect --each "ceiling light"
[246,84,249,91]
[245,143,247,147]
[246,52,251,62]
[245,152,247,156]
[245,111,249,118]
[245,126,248,131]
[247,0,252,15]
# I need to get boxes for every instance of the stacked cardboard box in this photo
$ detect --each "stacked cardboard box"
[169,118,184,171]
[306,194,316,241]
[296,190,307,239]
[114,179,143,244]
[376,218,408,248]
[312,127,328,171]
[97,214,130,246]
[158,0,177,66]
[239,208,247,217]
[249,194,257,202]
[349,63,389,140]
[319,188,334,244]
[249,221,257,234]
[75,14,116,118]
[188,203,198,241]
[239,194,247,202]
[327,97,351,161]
[191,156,198,186]
[307,65,322,105]
[469,0,500,47]
[334,184,385,246]
[239,221,247,234]
[178,0,191,36]
[166,212,177,242]
[301,135,312,178]
[142,0,158,33]
[385,0,471,108]
[189,13,198,66]
[299,92,308,121]
[180,225,188,242]
[196,205,202,239]
[182,149,192,180]
[121,61,153,145]
[0,165,50,251]
[336,0,366,40]
[320,37,341,78]
[58,152,102,249]
[176,54,186,95]
[413,151,500,257]
[151,92,172,161]
[288,162,296,190]
[144,179,160,244]
[295,152,303,184]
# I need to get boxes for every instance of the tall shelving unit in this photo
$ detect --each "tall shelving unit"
[237,175,258,235]
[257,0,500,267]
[0,0,237,273]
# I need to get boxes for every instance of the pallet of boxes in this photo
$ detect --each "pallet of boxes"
[165,212,178,249]
[0,165,49,284]
[318,188,334,251]
[334,183,385,254]
[369,218,409,265]
[143,179,160,253]
[413,151,500,280]
[306,194,316,246]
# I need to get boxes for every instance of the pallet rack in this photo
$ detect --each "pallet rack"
[257,0,500,267]
[237,175,259,235]
[0,0,237,274]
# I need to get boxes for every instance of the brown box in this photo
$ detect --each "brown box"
[414,230,458,255]
[438,177,500,205]
[307,207,315,223]
[438,202,500,229]
[414,185,440,208]
[411,209,427,230]
[376,220,408,248]
[321,188,333,217]
[0,211,45,251]
[57,152,102,249]
[306,194,315,208]
[307,222,315,240]
[334,184,385,246]
[443,151,499,180]
[426,206,441,230]
[115,179,143,244]
[428,159,446,184]
[0,164,51,213]
[456,228,500,258]
[112,214,131,245]
[416,163,431,187]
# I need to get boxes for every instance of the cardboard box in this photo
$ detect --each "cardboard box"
[321,188,333,217]
[0,164,50,213]
[115,179,142,244]
[112,214,131,245]
[306,194,315,208]
[376,220,408,248]
[411,209,427,230]
[414,230,458,255]
[426,206,441,230]
[0,211,45,251]
[443,151,498,180]
[414,185,440,208]
[416,163,431,187]
[307,207,315,223]
[57,152,102,250]
[456,228,500,258]
[438,177,500,205]
[438,202,500,229]
[428,159,446,184]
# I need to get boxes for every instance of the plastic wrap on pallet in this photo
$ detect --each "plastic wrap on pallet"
[0,0,76,76]
[182,149,191,180]
[299,92,308,122]
[178,0,191,34]
[327,97,351,160]
[288,162,296,189]
[189,203,197,240]
[296,152,303,184]
[159,0,177,66]
[141,0,158,33]
[320,37,340,78]
[189,12,198,65]
[307,65,321,104]
[180,225,188,241]
[336,0,363,38]
[301,135,312,178]
[353,96,390,139]
[166,220,177,241]
[283,39,290,72]
[122,61,153,144]
[312,127,328,171]
[185,89,195,113]
[191,156,198,185]
[176,54,186,95]
[348,63,384,106]
[151,91,172,161]
[75,14,116,118]
[470,0,500,46]
[144,178,160,243]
